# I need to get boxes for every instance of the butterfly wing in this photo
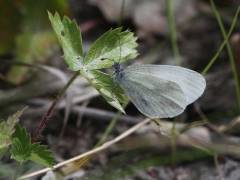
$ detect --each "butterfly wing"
[120,70,187,118]
[120,65,205,118]
[124,65,206,105]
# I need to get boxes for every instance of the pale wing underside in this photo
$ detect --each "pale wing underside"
[124,65,206,105]
[120,72,188,118]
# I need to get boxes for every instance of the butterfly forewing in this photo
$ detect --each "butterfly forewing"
[120,70,188,118]
[123,65,206,105]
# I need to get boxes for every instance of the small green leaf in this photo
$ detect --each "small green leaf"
[29,143,55,168]
[10,124,31,163]
[48,12,83,71]
[0,107,27,159]
[80,68,127,113]
[10,123,55,167]
[84,28,138,70]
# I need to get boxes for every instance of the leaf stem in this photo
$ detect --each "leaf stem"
[31,71,80,144]
[13,162,21,180]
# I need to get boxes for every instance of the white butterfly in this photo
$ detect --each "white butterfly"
[113,63,206,118]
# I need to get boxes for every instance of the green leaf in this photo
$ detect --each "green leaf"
[84,28,138,70]
[80,69,127,113]
[10,123,55,167]
[81,28,138,113]
[0,107,27,159]
[29,142,55,168]
[48,12,138,114]
[10,124,31,163]
[48,11,83,71]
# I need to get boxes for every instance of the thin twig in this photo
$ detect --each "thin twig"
[76,100,90,129]
[214,153,224,180]
[194,102,220,132]
[26,98,142,125]
[31,71,80,144]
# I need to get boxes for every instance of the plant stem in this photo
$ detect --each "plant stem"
[31,71,80,144]
[118,0,125,27]
[209,1,240,110]
[171,116,178,166]
[95,102,128,148]
[166,0,180,166]
[201,7,239,76]
[13,162,21,180]
[165,0,181,66]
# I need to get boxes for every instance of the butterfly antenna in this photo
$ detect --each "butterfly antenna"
[115,33,121,64]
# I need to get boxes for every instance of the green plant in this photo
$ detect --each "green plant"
[0,107,55,179]
[48,12,137,113]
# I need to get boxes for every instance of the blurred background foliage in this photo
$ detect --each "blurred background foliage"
[0,0,68,84]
